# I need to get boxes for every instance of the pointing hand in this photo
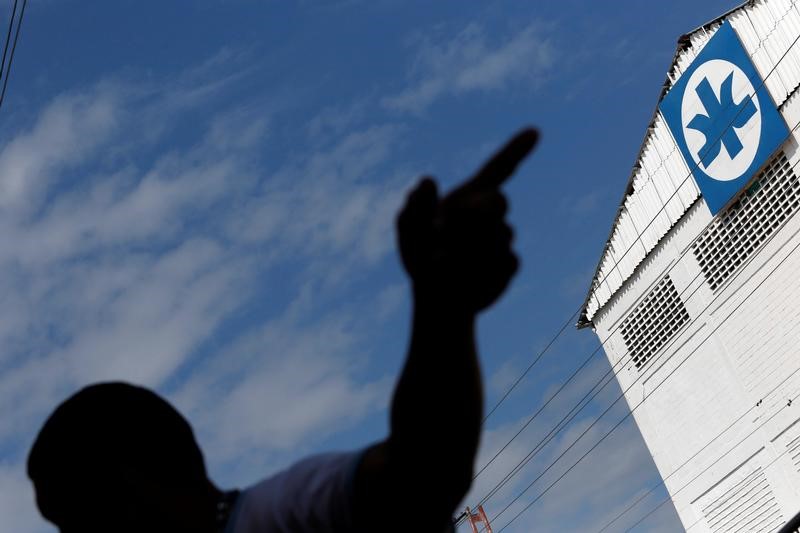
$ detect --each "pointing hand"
[397,128,539,314]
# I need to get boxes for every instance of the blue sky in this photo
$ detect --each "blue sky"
[0,1,744,532]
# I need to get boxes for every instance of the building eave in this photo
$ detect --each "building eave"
[577,1,752,329]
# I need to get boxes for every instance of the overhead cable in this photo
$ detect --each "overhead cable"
[491,207,800,532]
[0,0,19,83]
[0,0,26,111]
[462,10,800,514]
[597,365,800,532]
[629,388,800,533]
[471,116,800,518]
[471,0,800,453]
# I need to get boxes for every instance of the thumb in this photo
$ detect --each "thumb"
[397,177,440,276]
[399,176,439,230]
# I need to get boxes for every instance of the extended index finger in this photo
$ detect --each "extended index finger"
[469,128,539,190]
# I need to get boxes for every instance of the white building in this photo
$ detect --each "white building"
[579,1,800,531]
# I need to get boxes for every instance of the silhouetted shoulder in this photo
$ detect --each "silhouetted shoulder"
[226,451,363,533]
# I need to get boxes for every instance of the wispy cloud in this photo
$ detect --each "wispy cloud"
[174,306,393,485]
[460,415,674,532]
[0,87,121,215]
[384,21,555,114]
[460,356,679,532]
[0,49,409,531]
[0,463,40,533]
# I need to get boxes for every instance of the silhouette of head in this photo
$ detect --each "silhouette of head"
[27,382,220,533]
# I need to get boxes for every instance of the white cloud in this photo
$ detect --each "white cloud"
[488,359,526,399]
[384,21,555,114]
[173,307,393,485]
[0,76,269,471]
[458,416,679,533]
[458,355,681,532]
[305,100,368,141]
[0,51,410,532]
[0,88,120,216]
[0,464,41,533]
[374,282,405,320]
[223,122,411,287]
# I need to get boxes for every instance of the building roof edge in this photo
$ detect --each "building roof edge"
[576,1,751,328]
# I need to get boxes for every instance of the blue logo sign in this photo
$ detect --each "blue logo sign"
[659,21,788,215]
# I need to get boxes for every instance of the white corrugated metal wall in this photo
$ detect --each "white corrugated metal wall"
[584,0,800,324]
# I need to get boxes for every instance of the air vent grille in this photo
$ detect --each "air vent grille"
[701,468,783,533]
[788,434,800,474]
[620,277,689,371]
[693,153,800,291]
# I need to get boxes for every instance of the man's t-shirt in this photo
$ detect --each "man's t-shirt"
[225,451,362,533]
[224,449,457,532]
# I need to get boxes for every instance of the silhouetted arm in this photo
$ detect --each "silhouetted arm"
[353,129,539,532]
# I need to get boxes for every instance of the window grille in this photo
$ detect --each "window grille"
[701,468,784,533]
[620,277,689,370]
[693,152,800,291]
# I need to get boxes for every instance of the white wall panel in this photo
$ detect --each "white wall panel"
[591,130,800,531]
[584,116,695,321]
[585,7,800,527]
[584,0,800,324]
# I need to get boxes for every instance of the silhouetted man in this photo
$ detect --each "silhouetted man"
[28,128,539,532]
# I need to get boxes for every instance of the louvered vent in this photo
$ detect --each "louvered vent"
[701,468,784,533]
[693,152,800,291]
[620,277,689,370]
[788,434,800,474]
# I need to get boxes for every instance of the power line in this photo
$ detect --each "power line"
[592,0,800,314]
[474,208,747,514]
[469,0,800,457]
[469,125,800,517]
[481,309,579,424]
[472,332,608,482]
[473,120,800,529]
[463,193,768,528]
[474,360,617,510]
[0,0,19,83]
[456,9,800,531]
[597,365,800,532]
[490,166,800,528]
[458,9,800,523]
[474,173,722,497]
[460,152,785,531]
[0,0,27,111]
[492,211,800,533]
[626,389,800,533]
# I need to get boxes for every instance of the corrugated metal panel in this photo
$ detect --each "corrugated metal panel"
[582,0,800,325]
[730,0,800,104]
[669,27,717,87]
[584,115,696,321]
